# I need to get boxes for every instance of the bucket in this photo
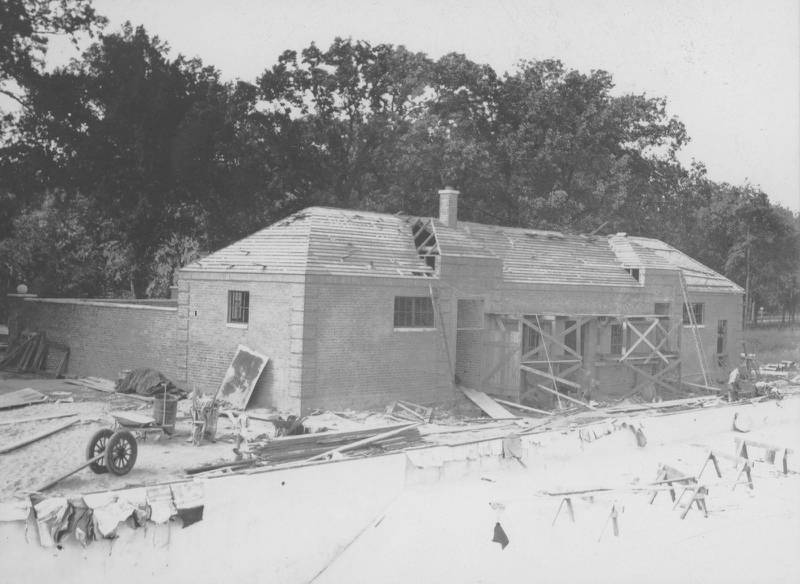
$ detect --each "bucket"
[153,394,178,434]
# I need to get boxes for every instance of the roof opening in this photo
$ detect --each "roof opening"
[411,218,440,275]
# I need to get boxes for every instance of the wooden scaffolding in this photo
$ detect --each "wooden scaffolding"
[478,312,684,405]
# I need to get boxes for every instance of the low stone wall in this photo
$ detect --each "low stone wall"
[6,294,184,385]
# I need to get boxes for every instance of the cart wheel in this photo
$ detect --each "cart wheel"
[85,428,114,474]
[104,430,138,476]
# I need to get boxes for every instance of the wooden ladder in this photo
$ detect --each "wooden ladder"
[678,272,710,387]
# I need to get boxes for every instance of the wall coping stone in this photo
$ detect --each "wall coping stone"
[19,297,178,312]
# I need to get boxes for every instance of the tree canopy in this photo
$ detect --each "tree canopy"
[1,11,797,324]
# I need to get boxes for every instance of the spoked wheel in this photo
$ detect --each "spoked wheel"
[85,428,114,474]
[104,430,138,476]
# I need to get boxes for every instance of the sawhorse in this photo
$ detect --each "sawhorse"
[649,464,697,504]
[735,438,793,475]
[551,497,575,526]
[699,449,754,490]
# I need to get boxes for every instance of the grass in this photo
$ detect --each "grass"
[742,326,800,364]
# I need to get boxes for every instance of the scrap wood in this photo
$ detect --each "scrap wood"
[396,400,433,422]
[603,395,720,414]
[535,384,597,411]
[491,397,552,416]
[33,453,105,493]
[683,381,723,393]
[387,401,432,423]
[460,386,516,419]
[0,332,48,373]
[0,387,47,410]
[65,377,116,393]
[0,412,77,426]
[306,423,422,462]
[0,419,78,454]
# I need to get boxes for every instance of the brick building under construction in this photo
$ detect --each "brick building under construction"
[7,189,743,413]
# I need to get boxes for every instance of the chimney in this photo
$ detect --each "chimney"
[438,187,460,228]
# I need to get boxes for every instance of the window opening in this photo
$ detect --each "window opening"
[682,302,705,325]
[227,290,250,324]
[394,296,434,328]
[610,324,623,354]
[716,319,728,355]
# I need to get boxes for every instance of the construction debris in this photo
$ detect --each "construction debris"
[185,423,423,475]
[0,412,77,426]
[0,332,48,373]
[0,387,47,410]
[115,368,185,398]
[0,418,79,454]
[65,377,116,393]
[459,386,516,419]
[387,400,433,422]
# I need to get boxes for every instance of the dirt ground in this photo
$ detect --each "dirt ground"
[0,376,256,500]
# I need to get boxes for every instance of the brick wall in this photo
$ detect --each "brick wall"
[9,297,182,383]
[300,275,454,412]
[679,291,743,385]
[181,273,303,411]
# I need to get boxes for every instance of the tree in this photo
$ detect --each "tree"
[0,0,105,106]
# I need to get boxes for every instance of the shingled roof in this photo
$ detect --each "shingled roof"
[183,206,742,293]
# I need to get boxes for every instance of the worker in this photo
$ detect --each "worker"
[727,355,748,401]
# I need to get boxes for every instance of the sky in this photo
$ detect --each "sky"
[46,0,800,211]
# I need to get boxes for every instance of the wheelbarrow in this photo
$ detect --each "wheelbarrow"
[85,427,138,476]
[84,411,168,476]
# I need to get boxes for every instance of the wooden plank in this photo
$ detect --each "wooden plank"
[535,384,597,410]
[520,365,581,390]
[460,386,516,419]
[0,419,78,454]
[491,397,552,416]
[35,453,104,493]
[306,423,422,462]
[0,388,47,410]
[0,412,77,426]
[684,381,722,393]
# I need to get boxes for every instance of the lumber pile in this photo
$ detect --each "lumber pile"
[256,423,422,463]
[185,423,423,475]
[65,377,116,393]
[0,332,48,373]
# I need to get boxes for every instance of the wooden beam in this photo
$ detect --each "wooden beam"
[535,384,597,410]
[0,412,77,427]
[0,419,78,454]
[620,359,682,395]
[683,381,723,393]
[306,423,422,462]
[520,365,581,390]
[491,397,553,416]
[34,453,104,493]
[620,318,664,362]
[521,318,581,360]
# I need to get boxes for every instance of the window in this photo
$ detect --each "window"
[682,302,705,325]
[654,303,670,317]
[394,297,434,328]
[716,319,728,355]
[610,324,623,354]
[626,268,641,282]
[227,290,250,324]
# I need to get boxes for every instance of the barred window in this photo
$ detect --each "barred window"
[228,290,250,324]
[610,324,623,354]
[682,302,704,325]
[394,296,434,328]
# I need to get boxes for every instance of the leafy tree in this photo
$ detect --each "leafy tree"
[0,0,105,105]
